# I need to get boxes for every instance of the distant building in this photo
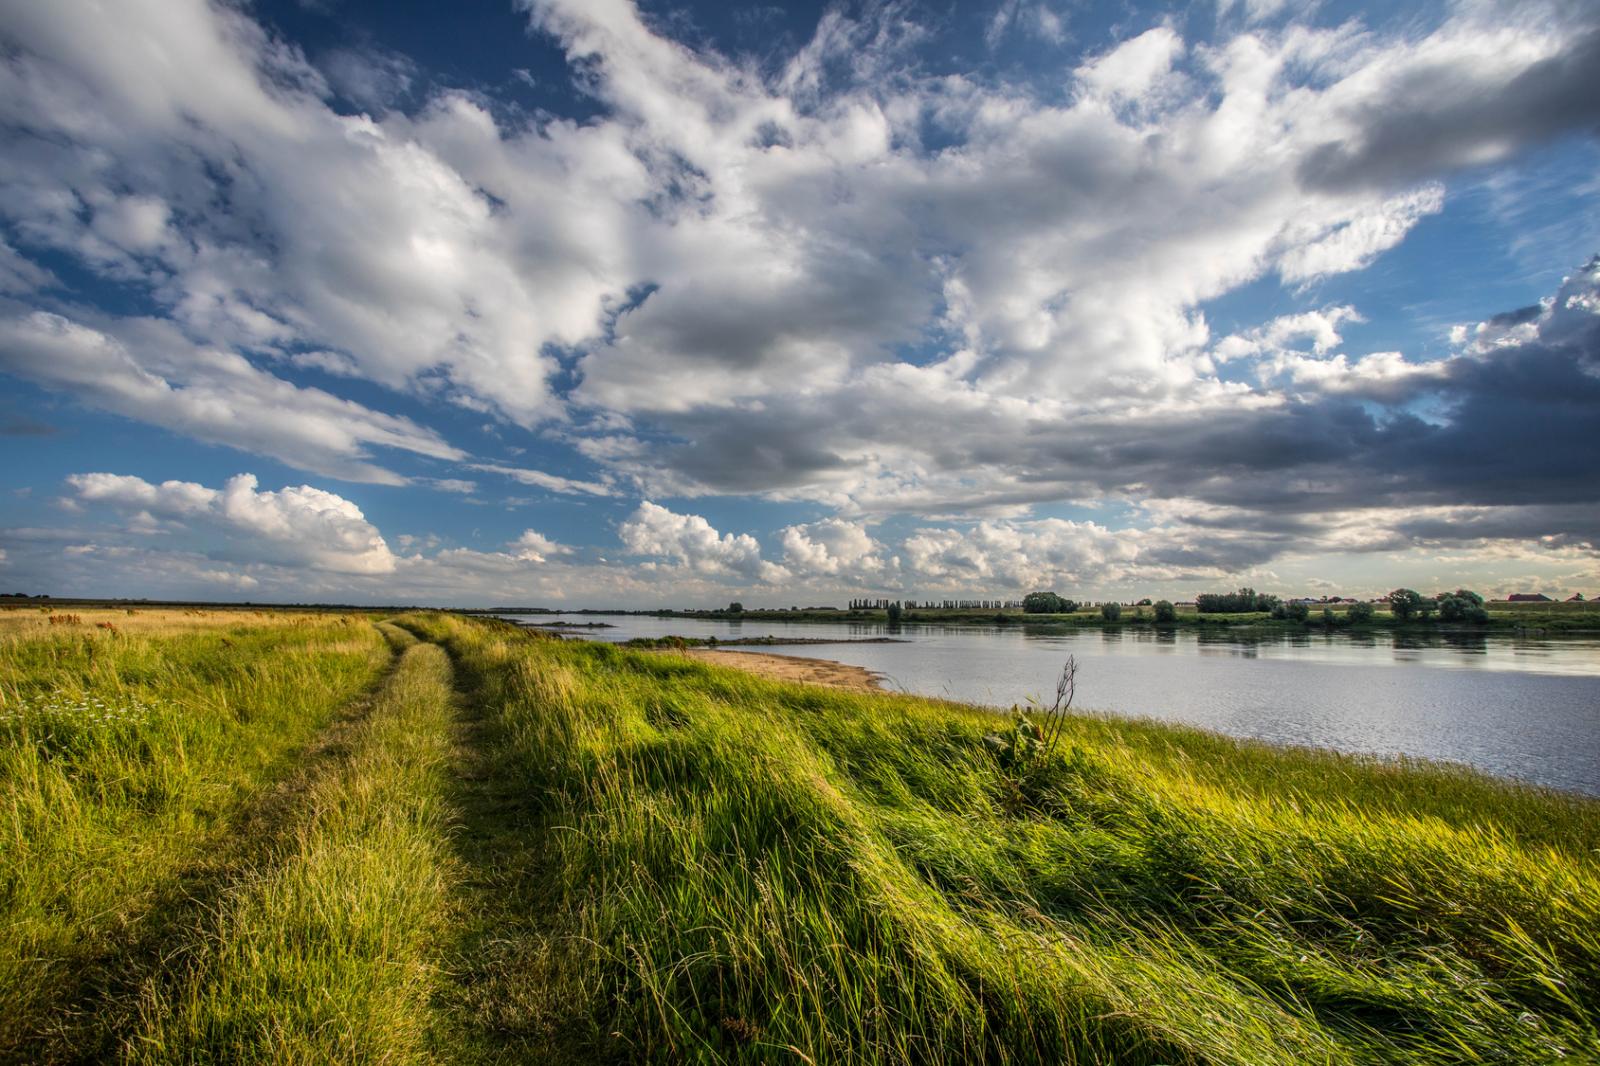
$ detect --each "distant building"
[1569,593,1587,602]
[1507,593,1552,602]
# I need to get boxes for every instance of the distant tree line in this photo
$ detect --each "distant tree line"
[847,598,1023,610]
[841,586,1497,626]
[1195,588,1280,614]
[1387,588,1488,624]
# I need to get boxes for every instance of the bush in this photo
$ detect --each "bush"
[1153,600,1176,623]
[1388,588,1426,622]
[727,602,744,614]
[1100,602,1122,621]
[1322,607,1337,627]
[1440,595,1490,624]
[1286,601,1310,623]
[886,602,904,625]
[1347,601,1375,624]
[1022,591,1076,614]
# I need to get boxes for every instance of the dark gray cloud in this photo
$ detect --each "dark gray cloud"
[1299,27,1600,193]
[1393,504,1599,552]
[615,260,1600,551]
[0,414,55,436]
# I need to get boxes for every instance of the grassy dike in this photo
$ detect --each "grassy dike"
[3,607,1599,1064]
[413,612,1600,1064]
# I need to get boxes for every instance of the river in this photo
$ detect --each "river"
[497,614,1600,796]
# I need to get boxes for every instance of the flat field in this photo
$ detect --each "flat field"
[3,607,1598,1063]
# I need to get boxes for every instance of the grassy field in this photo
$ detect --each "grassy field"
[3,608,1598,1063]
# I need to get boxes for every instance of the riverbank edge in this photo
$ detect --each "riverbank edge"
[664,648,887,693]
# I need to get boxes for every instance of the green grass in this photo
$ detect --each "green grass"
[128,625,459,1062]
[3,608,1598,1064]
[0,609,390,1059]
[412,613,1600,1064]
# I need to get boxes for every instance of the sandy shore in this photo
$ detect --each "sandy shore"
[673,648,885,693]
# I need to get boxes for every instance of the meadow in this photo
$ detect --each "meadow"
[3,607,1598,1063]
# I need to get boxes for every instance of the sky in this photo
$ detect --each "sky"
[0,0,1597,608]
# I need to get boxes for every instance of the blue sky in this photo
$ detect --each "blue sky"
[1,0,1597,606]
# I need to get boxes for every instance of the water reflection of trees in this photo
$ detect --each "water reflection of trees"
[965,618,1587,672]
[1388,631,1492,655]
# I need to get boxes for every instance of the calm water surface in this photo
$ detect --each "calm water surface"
[501,614,1600,796]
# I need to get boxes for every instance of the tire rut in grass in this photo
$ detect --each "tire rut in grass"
[5,623,415,1065]
[425,636,589,1064]
[123,633,460,1062]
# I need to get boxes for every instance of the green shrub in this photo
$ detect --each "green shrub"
[1388,588,1426,621]
[1100,601,1122,621]
[1153,600,1176,623]
[1022,591,1077,614]
[1347,601,1376,623]
[1438,595,1490,624]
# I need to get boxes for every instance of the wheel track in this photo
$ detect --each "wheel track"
[4,622,417,1064]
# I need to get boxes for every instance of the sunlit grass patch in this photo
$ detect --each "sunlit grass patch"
[0,610,391,1058]
[129,639,459,1063]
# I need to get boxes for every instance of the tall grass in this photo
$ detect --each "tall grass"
[3,609,1596,1064]
[0,609,389,1057]
[129,626,460,1062]
[413,612,1600,1064]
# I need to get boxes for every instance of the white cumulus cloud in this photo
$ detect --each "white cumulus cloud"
[619,501,789,583]
[67,471,396,574]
